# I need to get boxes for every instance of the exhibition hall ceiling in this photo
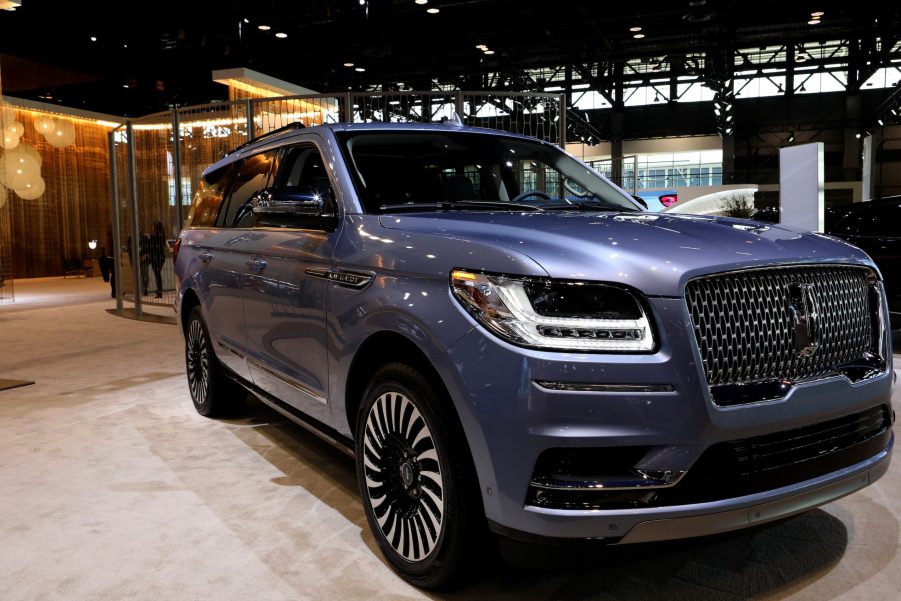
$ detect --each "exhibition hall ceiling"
[0,0,896,115]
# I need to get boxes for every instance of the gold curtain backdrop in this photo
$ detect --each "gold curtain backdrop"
[1,102,114,278]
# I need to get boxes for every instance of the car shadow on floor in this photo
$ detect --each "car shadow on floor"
[222,396,868,601]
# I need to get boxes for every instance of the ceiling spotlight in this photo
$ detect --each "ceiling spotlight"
[344,62,354,67]
[90,36,97,42]
[855,132,861,139]
[355,67,366,72]
[427,7,439,13]
[630,26,642,32]
[811,11,824,17]
[808,19,820,25]
[258,25,271,31]
[415,0,428,3]
[484,50,495,55]
[275,32,288,38]
[633,33,645,39]
[476,44,487,50]
[243,18,249,23]
[787,132,795,142]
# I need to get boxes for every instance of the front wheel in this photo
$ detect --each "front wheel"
[355,363,481,589]
[184,306,243,417]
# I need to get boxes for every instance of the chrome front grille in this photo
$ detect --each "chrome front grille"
[685,265,877,389]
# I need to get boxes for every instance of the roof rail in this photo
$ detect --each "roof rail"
[224,121,306,156]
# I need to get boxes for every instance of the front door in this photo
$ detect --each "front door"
[240,142,341,424]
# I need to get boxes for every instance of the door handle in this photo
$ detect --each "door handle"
[199,252,213,263]
[246,257,267,273]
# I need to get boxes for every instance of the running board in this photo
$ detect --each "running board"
[225,372,355,457]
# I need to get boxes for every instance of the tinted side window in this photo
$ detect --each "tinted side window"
[832,201,901,238]
[217,151,278,227]
[184,164,236,228]
[275,145,335,205]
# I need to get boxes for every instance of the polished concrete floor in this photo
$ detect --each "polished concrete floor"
[1,277,899,601]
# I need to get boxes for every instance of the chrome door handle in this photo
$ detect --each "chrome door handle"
[246,257,267,272]
[199,252,213,263]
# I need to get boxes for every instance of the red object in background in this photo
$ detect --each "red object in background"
[659,194,678,207]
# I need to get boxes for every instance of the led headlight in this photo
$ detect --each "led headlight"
[450,270,654,352]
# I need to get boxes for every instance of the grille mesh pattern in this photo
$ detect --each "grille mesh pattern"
[685,265,874,387]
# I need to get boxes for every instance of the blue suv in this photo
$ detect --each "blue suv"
[174,122,894,588]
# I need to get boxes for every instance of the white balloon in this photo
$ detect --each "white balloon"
[15,176,45,200]
[3,121,25,138]
[48,121,76,147]
[35,115,56,135]
[17,142,41,167]
[3,149,40,189]
[1,133,19,150]
[0,106,16,125]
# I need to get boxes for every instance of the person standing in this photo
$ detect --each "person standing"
[138,232,150,296]
[149,221,167,298]
[98,247,115,298]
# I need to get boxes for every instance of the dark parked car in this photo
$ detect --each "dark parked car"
[827,196,900,330]
[174,122,894,588]
[752,198,899,330]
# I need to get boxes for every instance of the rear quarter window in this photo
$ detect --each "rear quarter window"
[184,164,236,228]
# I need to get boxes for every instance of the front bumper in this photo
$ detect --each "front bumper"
[443,296,895,541]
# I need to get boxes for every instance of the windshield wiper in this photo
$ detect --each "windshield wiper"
[541,201,634,212]
[378,202,446,213]
[451,200,542,211]
[379,201,542,213]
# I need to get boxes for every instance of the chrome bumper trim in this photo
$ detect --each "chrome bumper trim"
[616,443,892,545]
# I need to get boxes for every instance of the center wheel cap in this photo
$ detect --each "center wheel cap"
[399,461,415,488]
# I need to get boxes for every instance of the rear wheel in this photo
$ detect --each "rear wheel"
[355,363,481,589]
[185,306,243,417]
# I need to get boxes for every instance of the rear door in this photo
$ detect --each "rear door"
[194,150,279,380]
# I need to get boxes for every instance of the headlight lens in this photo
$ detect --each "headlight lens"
[450,270,654,352]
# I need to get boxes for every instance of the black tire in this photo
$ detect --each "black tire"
[184,306,243,417]
[355,363,482,589]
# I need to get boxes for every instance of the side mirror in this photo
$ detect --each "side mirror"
[631,194,648,209]
[252,188,333,217]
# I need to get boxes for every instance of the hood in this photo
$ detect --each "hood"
[379,211,875,296]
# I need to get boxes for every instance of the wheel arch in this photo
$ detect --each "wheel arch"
[344,331,450,437]
[179,288,201,335]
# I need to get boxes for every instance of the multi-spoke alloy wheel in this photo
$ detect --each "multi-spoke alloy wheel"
[184,307,241,417]
[186,318,210,409]
[355,363,483,589]
[362,391,444,562]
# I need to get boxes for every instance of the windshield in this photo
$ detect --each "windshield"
[336,130,641,213]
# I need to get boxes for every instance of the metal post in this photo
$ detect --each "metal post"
[171,109,184,233]
[633,155,639,195]
[108,130,124,314]
[246,98,254,141]
[126,121,142,319]
[455,91,464,121]
[558,93,567,148]
[345,91,353,123]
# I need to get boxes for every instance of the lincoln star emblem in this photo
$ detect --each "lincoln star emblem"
[787,282,819,357]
